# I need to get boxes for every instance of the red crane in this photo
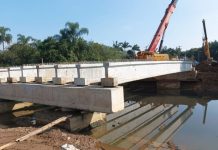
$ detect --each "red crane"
[148,0,178,53]
[137,0,178,60]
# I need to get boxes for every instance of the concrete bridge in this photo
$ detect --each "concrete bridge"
[0,61,193,113]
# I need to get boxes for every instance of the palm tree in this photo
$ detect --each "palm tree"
[17,34,33,45]
[132,44,140,51]
[113,41,123,50]
[0,26,12,50]
[60,22,89,43]
[121,41,132,51]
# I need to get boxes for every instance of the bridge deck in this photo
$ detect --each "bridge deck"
[0,61,193,113]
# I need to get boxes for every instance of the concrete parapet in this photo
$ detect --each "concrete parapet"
[53,64,76,83]
[35,77,50,83]
[74,78,90,86]
[101,78,118,87]
[76,63,105,84]
[8,67,21,82]
[0,78,6,83]
[7,77,18,83]
[20,77,35,83]
[105,61,193,84]
[0,61,193,86]
[52,77,67,85]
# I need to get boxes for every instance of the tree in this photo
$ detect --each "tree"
[0,26,12,50]
[127,50,136,59]
[113,41,122,50]
[120,41,132,51]
[132,44,140,51]
[59,22,89,43]
[17,34,34,45]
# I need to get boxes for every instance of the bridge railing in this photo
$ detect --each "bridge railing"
[0,61,193,86]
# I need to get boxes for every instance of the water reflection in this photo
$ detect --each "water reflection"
[91,96,213,150]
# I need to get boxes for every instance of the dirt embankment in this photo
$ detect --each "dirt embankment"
[196,64,218,96]
[0,127,100,150]
[196,63,218,73]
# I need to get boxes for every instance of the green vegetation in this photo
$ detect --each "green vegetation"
[0,27,12,50]
[160,41,218,62]
[0,22,126,66]
[0,21,217,66]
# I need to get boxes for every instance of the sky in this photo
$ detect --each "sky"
[0,0,218,50]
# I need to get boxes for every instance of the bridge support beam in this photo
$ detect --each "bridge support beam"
[0,83,124,113]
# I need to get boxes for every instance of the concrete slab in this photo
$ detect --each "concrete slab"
[0,83,124,113]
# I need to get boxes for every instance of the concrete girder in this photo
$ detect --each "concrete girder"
[0,83,124,113]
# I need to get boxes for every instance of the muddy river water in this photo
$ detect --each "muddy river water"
[0,95,218,150]
[89,95,218,150]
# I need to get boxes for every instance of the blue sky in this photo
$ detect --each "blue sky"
[0,0,218,50]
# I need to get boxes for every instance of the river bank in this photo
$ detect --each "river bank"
[0,127,99,150]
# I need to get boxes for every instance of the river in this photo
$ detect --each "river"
[88,95,218,150]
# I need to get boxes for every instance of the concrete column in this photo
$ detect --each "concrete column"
[7,68,10,78]
[53,65,67,85]
[7,68,17,83]
[74,64,90,86]
[36,65,40,77]
[35,65,48,83]
[20,66,35,83]
[101,62,118,87]
[104,62,109,78]
[21,66,24,77]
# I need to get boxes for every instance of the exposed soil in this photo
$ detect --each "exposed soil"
[195,63,218,96]
[0,127,100,150]
[196,63,218,73]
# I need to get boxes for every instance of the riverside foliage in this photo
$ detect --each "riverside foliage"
[0,22,217,66]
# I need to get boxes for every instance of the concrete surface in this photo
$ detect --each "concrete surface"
[0,61,193,113]
[0,100,33,114]
[69,112,106,131]
[101,78,118,87]
[0,61,192,85]
[0,83,124,113]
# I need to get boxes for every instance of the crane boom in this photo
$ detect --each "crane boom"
[202,19,211,59]
[148,0,178,52]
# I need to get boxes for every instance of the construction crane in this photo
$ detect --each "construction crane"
[202,19,211,61]
[137,0,178,61]
[202,19,217,65]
